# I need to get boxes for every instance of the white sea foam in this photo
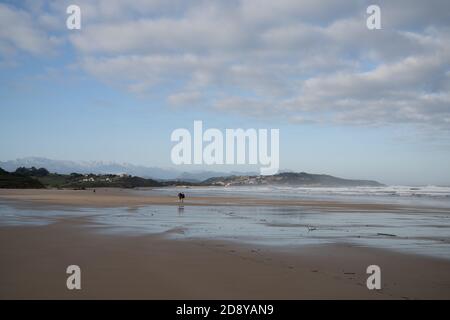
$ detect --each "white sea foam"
[239,185,450,198]
[155,185,450,199]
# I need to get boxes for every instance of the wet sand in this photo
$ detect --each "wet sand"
[0,188,438,211]
[1,217,450,299]
[1,188,450,299]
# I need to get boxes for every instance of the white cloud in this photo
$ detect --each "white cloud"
[0,3,60,56]
[3,0,450,130]
[168,91,201,106]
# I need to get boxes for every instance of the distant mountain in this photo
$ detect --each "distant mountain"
[202,172,384,187]
[0,158,384,187]
[0,157,255,182]
[0,157,179,179]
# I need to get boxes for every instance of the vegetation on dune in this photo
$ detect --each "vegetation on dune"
[0,167,163,189]
[14,166,50,177]
[0,167,45,189]
[60,174,163,189]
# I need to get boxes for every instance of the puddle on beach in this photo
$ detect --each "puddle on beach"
[1,201,450,260]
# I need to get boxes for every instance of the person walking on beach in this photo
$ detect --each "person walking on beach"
[178,192,185,203]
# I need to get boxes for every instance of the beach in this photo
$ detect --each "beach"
[2,0,449,305]
[1,188,450,299]
[0,188,443,210]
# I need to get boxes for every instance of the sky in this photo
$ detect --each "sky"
[0,0,450,185]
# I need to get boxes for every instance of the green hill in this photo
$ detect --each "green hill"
[0,167,163,189]
[0,167,45,189]
[202,172,384,187]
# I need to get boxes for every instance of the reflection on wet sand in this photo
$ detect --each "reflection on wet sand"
[1,201,449,260]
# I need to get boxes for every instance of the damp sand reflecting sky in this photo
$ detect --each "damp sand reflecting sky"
[1,202,450,260]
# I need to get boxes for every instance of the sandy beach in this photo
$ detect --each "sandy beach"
[1,188,450,299]
[1,219,450,299]
[0,188,439,211]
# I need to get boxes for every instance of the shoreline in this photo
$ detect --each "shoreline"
[1,188,447,212]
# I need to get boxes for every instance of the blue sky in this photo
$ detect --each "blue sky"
[1,0,450,185]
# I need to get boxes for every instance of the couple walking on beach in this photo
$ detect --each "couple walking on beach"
[178,192,186,203]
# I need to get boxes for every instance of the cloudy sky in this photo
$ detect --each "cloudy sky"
[1,0,449,185]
